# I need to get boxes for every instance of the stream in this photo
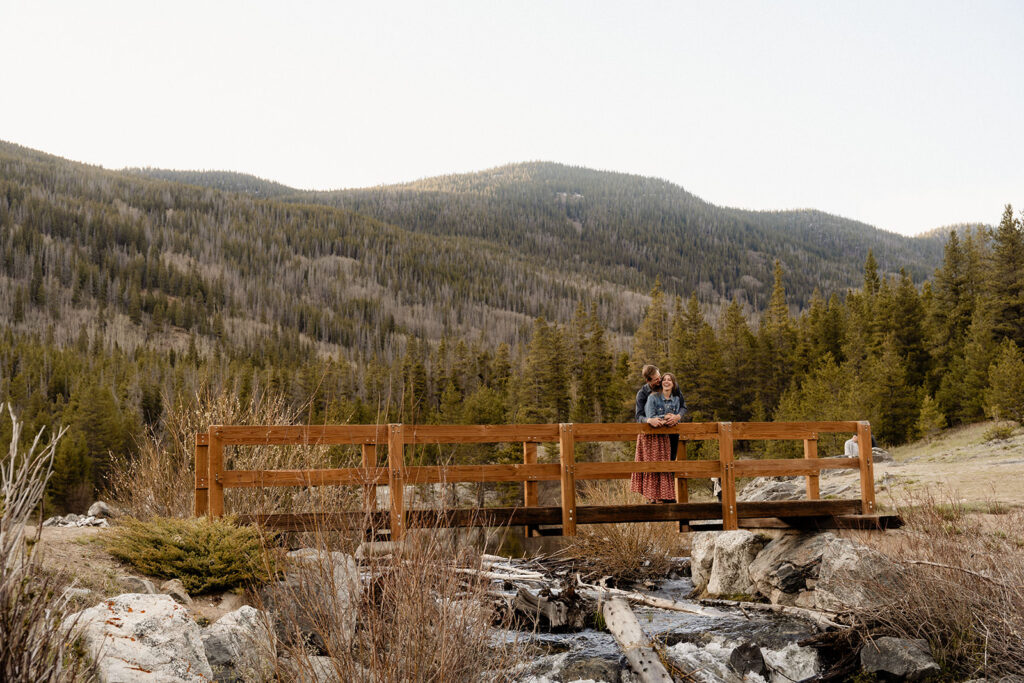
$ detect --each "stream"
[497,575,823,683]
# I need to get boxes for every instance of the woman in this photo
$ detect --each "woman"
[631,373,684,503]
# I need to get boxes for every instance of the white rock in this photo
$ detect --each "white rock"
[814,536,901,612]
[706,531,766,597]
[279,549,361,643]
[689,532,717,592]
[202,606,273,682]
[159,579,193,607]
[70,594,213,682]
[88,501,114,518]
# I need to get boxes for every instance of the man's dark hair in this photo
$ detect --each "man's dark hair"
[641,364,660,382]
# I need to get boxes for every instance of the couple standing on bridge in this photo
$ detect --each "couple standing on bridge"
[631,364,688,504]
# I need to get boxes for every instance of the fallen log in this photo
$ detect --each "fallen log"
[513,586,590,631]
[577,579,728,619]
[601,597,673,683]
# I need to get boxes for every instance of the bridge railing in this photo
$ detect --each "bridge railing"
[193,421,875,538]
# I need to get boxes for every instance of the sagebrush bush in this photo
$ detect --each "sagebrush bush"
[103,516,276,594]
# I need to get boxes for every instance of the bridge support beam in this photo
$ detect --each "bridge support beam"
[559,423,576,536]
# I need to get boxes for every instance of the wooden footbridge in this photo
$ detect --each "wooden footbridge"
[194,421,898,538]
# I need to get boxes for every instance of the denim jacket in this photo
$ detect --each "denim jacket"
[645,392,681,420]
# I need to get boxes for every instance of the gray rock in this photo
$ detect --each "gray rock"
[860,636,940,681]
[560,655,621,682]
[872,446,893,463]
[160,578,193,606]
[70,593,213,682]
[740,476,856,501]
[689,532,716,592]
[815,537,902,612]
[728,641,766,676]
[119,575,157,594]
[706,531,766,597]
[88,501,114,518]
[202,606,273,682]
[263,550,361,649]
[747,532,834,601]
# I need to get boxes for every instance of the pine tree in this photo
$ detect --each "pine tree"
[989,205,1024,346]
[916,394,946,441]
[756,261,797,412]
[632,279,669,372]
[985,339,1024,424]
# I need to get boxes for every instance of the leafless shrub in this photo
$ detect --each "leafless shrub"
[563,480,683,583]
[261,514,525,682]
[107,381,364,519]
[0,404,88,681]
[850,487,1024,678]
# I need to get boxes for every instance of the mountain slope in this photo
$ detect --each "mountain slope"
[133,161,946,310]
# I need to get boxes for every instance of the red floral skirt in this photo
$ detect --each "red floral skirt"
[630,433,675,502]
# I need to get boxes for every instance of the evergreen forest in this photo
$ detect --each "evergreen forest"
[3,140,1024,512]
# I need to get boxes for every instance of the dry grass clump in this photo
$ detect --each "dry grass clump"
[101,516,277,594]
[0,404,88,681]
[563,481,683,583]
[852,488,1024,678]
[264,522,524,682]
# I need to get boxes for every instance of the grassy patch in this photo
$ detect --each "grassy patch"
[102,516,277,594]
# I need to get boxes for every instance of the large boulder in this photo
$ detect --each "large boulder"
[71,593,213,682]
[705,531,767,598]
[88,501,114,518]
[860,636,940,681]
[202,606,273,682]
[815,536,902,612]
[748,532,833,604]
[689,532,717,592]
[739,476,855,501]
[263,549,361,649]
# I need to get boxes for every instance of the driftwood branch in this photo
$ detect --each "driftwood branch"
[899,560,1020,589]
[601,597,673,683]
[577,578,728,619]
[699,598,842,630]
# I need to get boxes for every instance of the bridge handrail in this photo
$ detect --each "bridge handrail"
[194,420,875,537]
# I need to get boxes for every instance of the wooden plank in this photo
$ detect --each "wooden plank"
[572,422,720,442]
[676,441,689,532]
[718,422,738,530]
[403,424,560,444]
[575,460,721,480]
[194,439,209,517]
[732,421,860,438]
[857,421,876,514]
[559,423,577,536]
[214,424,388,445]
[219,467,389,488]
[388,424,405,541]
[403,463,561,484]
[523,442,539,538]
[196,432,209,446]
[732,457,859,477]
[362,444,377,515]
[208,428,225,518]
[237,500,869,532]
[804,437,820,500]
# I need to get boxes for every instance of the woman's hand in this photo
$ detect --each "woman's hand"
[663,413,680,426]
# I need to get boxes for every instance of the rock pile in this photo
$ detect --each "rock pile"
[42,513,108,528]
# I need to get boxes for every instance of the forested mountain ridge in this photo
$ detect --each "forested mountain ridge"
[131,160,947,311]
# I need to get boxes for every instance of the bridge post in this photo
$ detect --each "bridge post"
[559,423,576,536]
[194,432,209,517]
[208,427,224,518]
[361,444,378,515]
[675,441,689,532]
[388,424,406,540]
[718,422,738,530]
[523,442,539,537]
[803,434,820,500]
[857,421,876,514]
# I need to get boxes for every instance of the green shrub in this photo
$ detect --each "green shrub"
[103,516,276,594]
[983,423,1015,442]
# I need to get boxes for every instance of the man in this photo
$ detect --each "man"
[635,365,683,459]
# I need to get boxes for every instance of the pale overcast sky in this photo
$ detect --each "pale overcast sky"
[2,1,1022,236]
